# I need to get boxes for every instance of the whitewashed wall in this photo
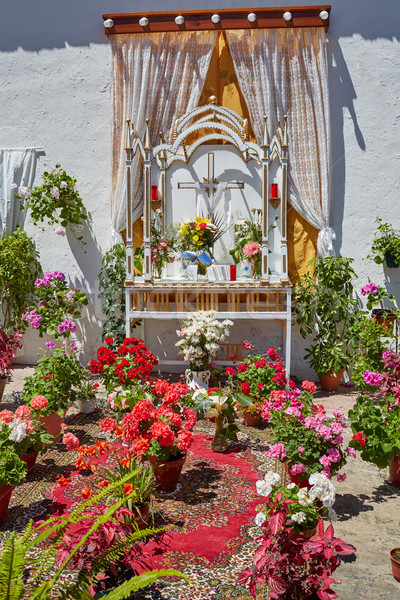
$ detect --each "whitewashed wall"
[1,0,399,378]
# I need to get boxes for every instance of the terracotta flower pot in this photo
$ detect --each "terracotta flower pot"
[19,450,38,473]
[390,548,400,582]
[318,369,344,392]
[39,411,65,442]
[243,410,261,427]
[129,503,151,530]
[389,453,400,488]
[371,309,397,334]
[152,454,186,492]
[284,462,310,489]
[0,484,14,523]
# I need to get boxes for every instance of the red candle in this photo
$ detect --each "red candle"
[230,265,237,281]
[271,183,279,198]
[151,185,158,201]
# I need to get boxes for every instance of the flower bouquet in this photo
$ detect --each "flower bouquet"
[89,337,158,392]
[176,311,233,372]
[349,352,400,471]
[134,209,176,278]
[21,270,88,339]
[266,381,352,480]
[229,209,275,278]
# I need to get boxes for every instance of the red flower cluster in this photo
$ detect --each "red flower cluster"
[352,431,367,446]
[235,347,287,398]
[89,338,158,387]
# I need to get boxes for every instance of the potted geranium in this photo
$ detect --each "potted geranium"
[293,256,359,390]
[348,351,400,486]
[89,337,158,392]
[265,381,352,481]
[103,382,197,492]
[0,449,27,522]
[22,347,84,439]
[368,217,400,268]
[176,311,233,388]
[229,346,287,399]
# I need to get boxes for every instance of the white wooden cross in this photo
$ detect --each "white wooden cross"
[178,152,244,214]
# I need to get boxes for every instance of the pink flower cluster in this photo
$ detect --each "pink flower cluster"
[58,319,76,334]
[63,432,80,451]
[362,370,383,387]
[30,395,48,410]
[242,241,261,258]
[22,309,42,328]
[267,443,287,460]
[289,463,306,476]
[361,283,378,296]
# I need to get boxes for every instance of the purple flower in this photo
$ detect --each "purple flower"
[35,278,50,288]
[55,226,66,236]
[45,341,56,349]
[361,283,378,296]
[58,319,76,334]
[44,271,66,282]
[362,370,383,387]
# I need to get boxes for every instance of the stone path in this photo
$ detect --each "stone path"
[2,365,399,599]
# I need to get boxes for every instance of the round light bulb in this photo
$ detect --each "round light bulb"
[211,14,221,24]
[247,13,257,23]
[283,11,292,22]
[175,15,185,25]
[139,17,149,27]
[319,10,329,21]
[103,19,114,28]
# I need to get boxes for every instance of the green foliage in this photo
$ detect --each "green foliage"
[293,256,359,376]
[368,218,400,265]
[98,243,139,345]
[0,228,42,330]
[22,348,83,413]
[17,164,87,233]
[0,449,27,487]
[0,471,187,599]
[348,394,400,468]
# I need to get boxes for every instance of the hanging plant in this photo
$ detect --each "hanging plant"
[14,164,87,240]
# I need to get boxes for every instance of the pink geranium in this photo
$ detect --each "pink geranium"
[63,432,80,451]
[30,395,49,410]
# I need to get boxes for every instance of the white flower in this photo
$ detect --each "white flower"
[256,479,273,497]
[9,422,27,443]
[10,183,18,189]
[263,471,281,486]
[291,511,306,524]
[255,511,266,526]
[287,483,296,489]
[60,181,68,189]
[297,488,313,506]
[51,186,60,199]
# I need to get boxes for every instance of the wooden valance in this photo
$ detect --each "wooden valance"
[102,6,331,35]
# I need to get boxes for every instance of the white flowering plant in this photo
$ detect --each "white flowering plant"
[254,470,337,533]
[176,311,233,371]
[0,405,54,460]
[14,164,87,239]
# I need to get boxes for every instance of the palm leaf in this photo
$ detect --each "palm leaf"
[104,569,188,600]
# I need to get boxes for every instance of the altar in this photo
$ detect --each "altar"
[124,101,292,372]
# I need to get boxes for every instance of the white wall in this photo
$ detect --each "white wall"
[1,1,399,377]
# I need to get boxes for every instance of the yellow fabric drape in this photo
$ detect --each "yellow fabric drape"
[128,31,318,279]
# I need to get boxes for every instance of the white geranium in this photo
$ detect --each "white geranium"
[255,511,266,526]
[309,472,336,508]
[264,471,281,486]
[9,422,27,443]
[291,511,307,524]
[297,488,313,506]
[256,479,273,497]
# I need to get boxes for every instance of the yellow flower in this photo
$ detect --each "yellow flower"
[195,217,211,226]
[193,234,199,242]
[180,225,188,237]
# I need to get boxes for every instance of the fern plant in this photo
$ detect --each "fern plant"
[0,470,187,599]
[98,243,141,345]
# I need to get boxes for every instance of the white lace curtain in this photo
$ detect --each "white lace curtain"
[110,31,217,235]
[226,28,334,256]
[0,148,37,237]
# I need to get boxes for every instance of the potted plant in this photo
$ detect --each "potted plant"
[15,164,88,240]
[227,345,287,398]
[89,336,158,392]
[103,383,197,492]
[22,347,84,439]
[0,328,22,401]
[239,398,264,427]
[0,449,27,522]
[348,350,400,486]
[265,381,352,481]
[21,270,88,339]
[0,474,186,599]
[76,370,98,414]
[368,217,400,268]
[193,386,252,452]
[0,228,42,332]
[390,548,400,582]
[176,311,233,388]
[360,281,397,332]
[293,256,359,391]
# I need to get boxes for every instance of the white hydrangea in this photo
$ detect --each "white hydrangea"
[291,511,307,524]
[255,511,266,526]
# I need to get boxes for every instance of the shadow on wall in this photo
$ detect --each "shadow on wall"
[327,34,366,254]
[0,0,399,52]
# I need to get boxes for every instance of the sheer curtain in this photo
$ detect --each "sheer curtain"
[110,30,217,235]
[226,28,334,256]
[0,148,37,237]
